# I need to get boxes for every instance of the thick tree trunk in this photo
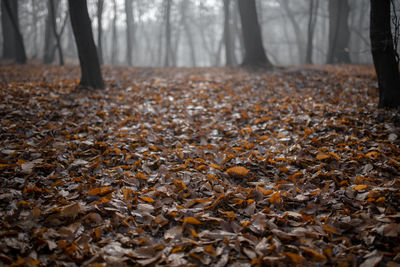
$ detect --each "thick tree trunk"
[97,0,104,65]
[164,0,172,67]
[327,0,351,64]
[223,0,237,66]
[306,0,318,64]
[49,0,64,65]
[238,0,271,67]
[181,0,196,67]
[125,0,134,66]
[1,0,16,60]
[370,0,400,108]
[68,0,104,89]
[2,0,26,64]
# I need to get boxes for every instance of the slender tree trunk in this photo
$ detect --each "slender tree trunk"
[31,0,39,59]
[238,0,271,67]
[43,0,59,64]
[281,0,306,65]
[111,0,118,65]
[97,0,104,65]
[68,0,104,89]
[181,0,196,67]
[223,0,236,66]
[2,0,26,64]
[125,0,134,66]
[306,0,318,64]
[370,0,400,108]
[164,0,172,67]
[49,0,64,65]
[327,0,351,63]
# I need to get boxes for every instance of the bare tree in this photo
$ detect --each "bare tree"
[2,0,27,64]
[327,0,351,63]
[306,0,318,64]
[181,0,196,67]
[111,0,118,65]
[68,0,104,89]
[97,0,104,65]
[238,0,271,67]
[223,0,237,66]
[370,0,400,108]
[125,0,135,66]
[49,0,64,65]
[164,0,172,67]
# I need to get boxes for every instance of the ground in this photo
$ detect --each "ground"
[0,64,399,266]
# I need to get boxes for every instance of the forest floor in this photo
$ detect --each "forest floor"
[0,64,399,266]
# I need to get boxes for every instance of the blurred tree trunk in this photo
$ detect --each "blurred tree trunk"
[305,0,318,64]
[97,0,104,65]
[43,0,59,64]
[164,0,172,67]
[2,0,26,64]
[31,0,39,59]
[125,0,134,66]
[281,0,306,65]
[370,0,400,108]
[327,0,351,63]
[223,0,237,66]
[238,0,271,67]
[49,0,64,65]
[111,0,118,65]
[68,0,104,89]
[181,0,196,67]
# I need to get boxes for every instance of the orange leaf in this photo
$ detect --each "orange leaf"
[257,186,274,196]
[135,172,147,180]
[269,191,281,203]
[353,184,367,191]
[302,247,326,261]
[87,186,113,196]
[139,196,155,203]
[323,224,339,235]
[183,217,201,225]
[121,188,133,200]
[316,153,330,160]
[284,252,305,263]
[226,166,249,178]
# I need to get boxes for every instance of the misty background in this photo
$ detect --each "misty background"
[1,0,373,67]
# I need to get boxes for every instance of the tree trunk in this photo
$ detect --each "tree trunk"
[49,0,64,65]
[370,0,400,108]
[237,0,271,67]
[181,0,196,67]
[68,0,104,89]
[327,0,351,64]
[111,0,118,65]
[2,0,26,64]
[164,0,172,67]
[223,0,237,66]
[305,0,318,64]
[125,0,134,66]
[281,0,306,65]
[97,0,104,65]
[1,0,16,60]
[43,0,59,64]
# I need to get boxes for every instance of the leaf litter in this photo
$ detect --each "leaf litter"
[0,64,399,266]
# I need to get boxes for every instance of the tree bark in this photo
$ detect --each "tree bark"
[370,0,400,108]
[223,0,237,66]
[164,0,172,67]
[181,0,196,67]
[97,0,104,65]
[2,0,26,64]
[125,0,134,66]
[237,0,271,67]
[306,0,318,64]
[327,0,351,64]
[68,0,104,89]
[111,0,118,65]
[43,0,59,64]
[49,0,64,65]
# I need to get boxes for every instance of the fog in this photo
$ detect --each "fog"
[1,0,372,67]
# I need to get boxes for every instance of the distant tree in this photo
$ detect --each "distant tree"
[1,0,27,64]
[111,0,118,65]
[223,0,237,66]
[370,0,400,108]
[68,0,104,89]
[237,0,271,67]
[43,0,59,64]
[49,0,64,65]
[164,0,172,67]
[327,0,351,64]
[125,0,135,66]
[97,0,104,65]
[306,0,318,64]
[180,0,196,67]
